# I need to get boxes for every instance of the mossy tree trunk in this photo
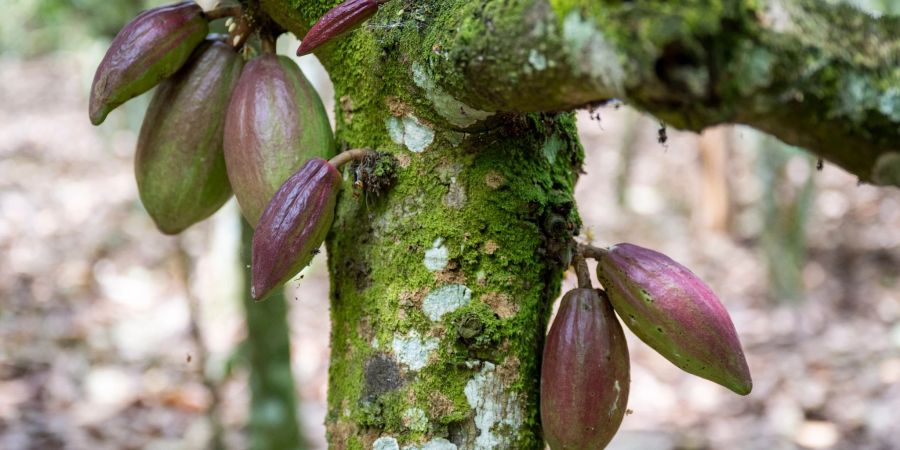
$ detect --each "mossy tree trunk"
[252,1,900,448]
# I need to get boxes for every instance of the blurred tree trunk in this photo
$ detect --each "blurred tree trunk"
[240,220,304,450]
[250,0,900,448]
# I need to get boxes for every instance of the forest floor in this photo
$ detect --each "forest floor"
[1,50,899,450]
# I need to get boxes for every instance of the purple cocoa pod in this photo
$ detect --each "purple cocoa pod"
[224,54,335,226]
[541,288,630,450]
[296,0,380,56]
[251,158,341,301]
[89,2,208,125]
[597,243,752,395]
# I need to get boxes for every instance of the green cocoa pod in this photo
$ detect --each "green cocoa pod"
[541,288,630,450]
[135,39,243,234]
[251,158,341,301]
[224,54,335,226]
[597,243,752,395]
[90,1,209,125]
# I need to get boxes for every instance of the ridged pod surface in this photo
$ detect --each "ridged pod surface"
[541,289,630,450]
[597,243,752,395]
[135,39,243,235]
[224,54,335,226]
[89,1,208,125]
[297,0,379,56]
[251,158,341,301]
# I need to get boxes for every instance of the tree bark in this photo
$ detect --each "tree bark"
[249,1,900,448]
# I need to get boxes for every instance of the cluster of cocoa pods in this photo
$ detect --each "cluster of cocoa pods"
[541,243,752,450]
[88,1,385,301]
[90,3,754,448]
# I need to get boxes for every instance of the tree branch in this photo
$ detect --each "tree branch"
[264,0,900,186]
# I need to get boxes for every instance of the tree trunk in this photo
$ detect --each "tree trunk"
[241,220,305,450]
[248,0,900,448]
[323,112,581,449]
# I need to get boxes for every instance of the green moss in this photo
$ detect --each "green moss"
[323,101,581,446]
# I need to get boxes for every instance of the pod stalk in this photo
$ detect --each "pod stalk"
[329,148,375,168]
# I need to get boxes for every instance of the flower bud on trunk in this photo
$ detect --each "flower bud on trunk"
[135,39,243,234]
[542,288,630,450]
[224,54,335,226]
[597,243,752,395]
[90,2,208,125]
[251,158,341,301]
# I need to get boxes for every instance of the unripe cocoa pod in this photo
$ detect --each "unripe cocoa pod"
[297,0,379,56]
[597,243,752,395]
[542,288,630,450]
[89,2,208,125]
[224,54,335,226]
[251,158,341,301]
[135,39,243,235]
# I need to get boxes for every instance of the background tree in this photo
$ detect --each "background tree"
[238,0,900,448]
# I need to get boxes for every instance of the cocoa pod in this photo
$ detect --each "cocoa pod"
[541,288,630,450]
[596,243,752,395]
[135,39,243,235]
[224,54,335,226]
[89,2,208,125]
[251,158,341,301]
[297,0,379,56]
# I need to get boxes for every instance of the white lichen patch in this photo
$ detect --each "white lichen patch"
[423,284,472,321]
[385,115,435,153]
[387,116,405,145]
[878,88,900,121]
[403,438,459,450]
[392,331,439,371]
[412,63,494,128]
[424,238,449,272]
[402,407,429,432]
[562,12,625,96]
[839,73,879,122]
[760,0,796,33]
[543,134,563,164]
[464,362,524,450]
[443,179,467,209]
[528,49,548,71]
[374,436,400,450]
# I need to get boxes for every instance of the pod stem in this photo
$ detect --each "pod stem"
[579,243,609,261]
[329,148,376,168]
[204,5,242,21]
[573,253,593,289]
[260,32,277,54]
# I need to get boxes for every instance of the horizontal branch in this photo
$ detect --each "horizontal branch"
[263,0,900,186]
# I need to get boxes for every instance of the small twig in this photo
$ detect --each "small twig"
[329,148,376,168]
[204,5,242,21]
[573,253,593,289]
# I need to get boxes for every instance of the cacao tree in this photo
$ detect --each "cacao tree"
[90,0,900,449]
